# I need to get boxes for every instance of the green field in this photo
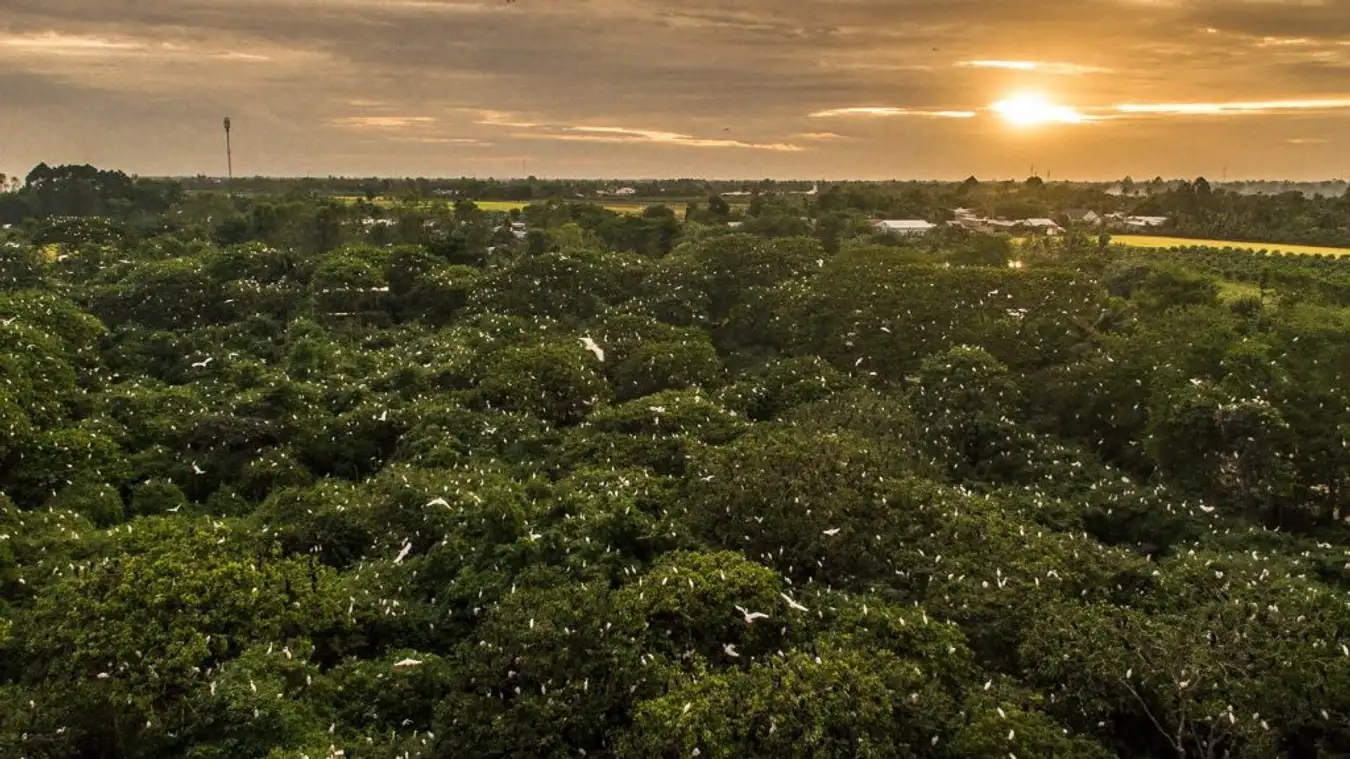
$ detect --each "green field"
[1113,234,1350,258]
[1216,280,1263,303]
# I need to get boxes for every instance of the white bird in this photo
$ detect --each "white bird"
[780,592,808,612]
[393,540,413,565]
[191,357,214,368]
[167,505,182,513]
[192,462,206,475]
[426,497,450,508]
[96,672,109,680]
[579,336,605,362]
[0,317,17,327]
[723,643,740,658]
[393,658,423,668]
[822,528,841,536]
[735,605,769,624]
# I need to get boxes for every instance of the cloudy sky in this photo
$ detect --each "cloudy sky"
[3,0,1350,180]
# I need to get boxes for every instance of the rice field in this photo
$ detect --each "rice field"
[1113,234,1350,258]
[472,200,656,214]
[336,196,667,215]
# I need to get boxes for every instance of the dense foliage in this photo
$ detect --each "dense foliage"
[0,165,1348,759]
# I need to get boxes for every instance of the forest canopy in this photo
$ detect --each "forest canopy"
[0,165,1348,759]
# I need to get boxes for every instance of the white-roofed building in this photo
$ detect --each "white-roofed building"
[1017,218,1064,236]
[873,219,936,235]
[1124,215,1169,229]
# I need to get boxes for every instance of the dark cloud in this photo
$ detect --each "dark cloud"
[1,0,1348,179]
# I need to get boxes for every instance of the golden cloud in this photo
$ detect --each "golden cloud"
[809,107,976,118]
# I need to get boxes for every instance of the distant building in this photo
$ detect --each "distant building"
[873,219,936,235]
[1064,209,1101,225]
[612,187,638,197]
[1124,215,1169,230]
[1018,218,1064,236]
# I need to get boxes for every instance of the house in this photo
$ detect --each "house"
[1064,209,1101,225]
[612,187,638,197]
[1017,218,1064,236]
[1124,215,1168,230]
[873,219,936,235]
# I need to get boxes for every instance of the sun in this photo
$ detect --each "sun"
[989,93,1086,127]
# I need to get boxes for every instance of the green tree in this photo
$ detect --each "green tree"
[476,341,611,426]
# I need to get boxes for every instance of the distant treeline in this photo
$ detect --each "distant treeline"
[4,164,1350,248]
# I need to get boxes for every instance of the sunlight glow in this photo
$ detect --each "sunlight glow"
[989,94,1086,126]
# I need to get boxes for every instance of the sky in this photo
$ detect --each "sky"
[2,0,1350,181]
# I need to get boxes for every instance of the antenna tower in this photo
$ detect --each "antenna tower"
[223,117,234,195]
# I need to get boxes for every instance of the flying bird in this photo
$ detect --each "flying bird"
[735,605,769,624]
[393,658,423,668]
[780,592,809,612]
[822,528,841,536]
[191,357,214,368]
[393,540,413,565]
[579,336,605,362]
